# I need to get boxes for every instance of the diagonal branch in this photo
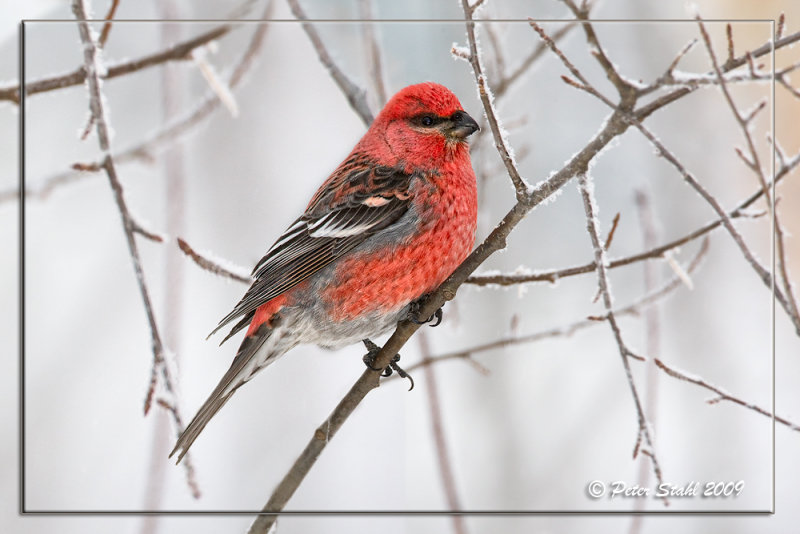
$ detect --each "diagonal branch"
[1,24,233,105]
[6,0,275,205]
[696,18,800,332]
[465,169,781,287]
[71,0,200,495]
[460,0,531,201]
[577,172,668,504]
[286,0,374,126]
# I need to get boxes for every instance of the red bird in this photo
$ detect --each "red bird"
[171,82,479,462]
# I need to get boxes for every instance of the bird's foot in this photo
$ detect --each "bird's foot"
[408,294,443,327]
[362,339,415,391]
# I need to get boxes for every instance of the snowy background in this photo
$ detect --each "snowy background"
[2,0,800,533]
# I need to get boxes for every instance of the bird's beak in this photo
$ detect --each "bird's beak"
[446,111,480,140]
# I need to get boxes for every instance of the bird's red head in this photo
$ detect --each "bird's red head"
[358,82,480,170]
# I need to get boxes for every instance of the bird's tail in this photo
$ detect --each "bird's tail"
[170,323,277,463]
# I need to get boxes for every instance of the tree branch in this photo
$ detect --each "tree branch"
[460,0,531,201]
[1,24,233,105]
[6,0,275,204]
[577,172,668,504]
[286,0,374,126]
[71,0,200,495]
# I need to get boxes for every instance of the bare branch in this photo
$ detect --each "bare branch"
[653,359,800,432]
[1,24,233,105]
[635,29,800,119]
[461,0,531,200]
[697,17,800,334]
[286,0,374,126]
[632,120,799,336]
[561,0,637,101]
[493,22,578,99]
[177,237,251,284]
[577,172,667,504]
[7,1,275,204]
[71,0,199,493]
[443,239,709,361]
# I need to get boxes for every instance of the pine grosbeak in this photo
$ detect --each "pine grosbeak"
[171,82,479,462]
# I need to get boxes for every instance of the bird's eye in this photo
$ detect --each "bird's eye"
[421,115,434,126]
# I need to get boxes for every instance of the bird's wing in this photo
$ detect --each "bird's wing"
[209,155,417,341]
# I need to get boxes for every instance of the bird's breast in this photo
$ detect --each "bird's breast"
[320,160,477,322]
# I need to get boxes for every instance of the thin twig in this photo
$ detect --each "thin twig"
[621,111,800,337]
[561,0,636,100]
[286,0,374,126]
[493,22,578,99]
[461,0,531,201]
[8,0,275,204]
[466,157,784,288]
[177,237,251,284]
[577,172,667,505]
[697,17,800,333]
[653,359,800,432]
[635,29,800,118]
[98,0,121,48]
[532,19,800,337]
[0,24,233,105]
[441,239,708,365]
[71,0,200,495]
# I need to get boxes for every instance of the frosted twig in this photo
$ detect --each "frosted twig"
[176,237,251,284]
[620,111,800,337]
[7,0,275,204]
[577,172,668,505]
[461,0,531,200]
[441,239,708,361]
[697,17,800,335]
[533,15,800,337]
[653,359,800,432]
[0,24,232,105]
[635,29,800,119]
[154,399,202,497]
[71,0,200,495]
[493,22,578,99]
[287,0,374,126]
[561,0,636,100]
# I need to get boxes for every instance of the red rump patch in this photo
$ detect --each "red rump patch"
[246,294,289,337]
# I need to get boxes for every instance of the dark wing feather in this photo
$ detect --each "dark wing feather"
[208,155,416,340]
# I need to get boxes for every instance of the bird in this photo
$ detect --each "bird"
[170,82,480,463]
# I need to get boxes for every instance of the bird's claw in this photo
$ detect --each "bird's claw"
[361,339,415,391]
[408,295,443,327]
